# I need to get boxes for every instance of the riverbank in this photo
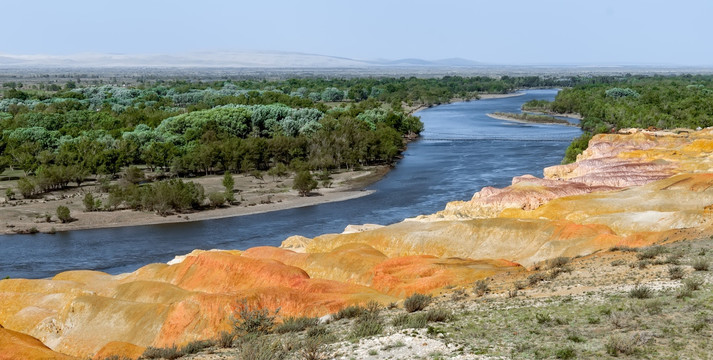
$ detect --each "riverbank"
[0,167,386,235]
[522,108,584,120]
[0,91,538,236]
[486,112,577,126]
[405,91,526,115]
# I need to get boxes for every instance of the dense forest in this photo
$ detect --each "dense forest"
[522,75,713,163]
[0,75,573,211]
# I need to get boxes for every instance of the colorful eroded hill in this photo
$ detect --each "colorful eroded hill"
[2,128,713,359]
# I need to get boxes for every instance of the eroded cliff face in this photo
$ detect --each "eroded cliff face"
[3,128,713,359]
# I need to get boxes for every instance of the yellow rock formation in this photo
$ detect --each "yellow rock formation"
[3,128,713,358]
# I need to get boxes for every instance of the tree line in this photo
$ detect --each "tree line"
[522,75,713,163]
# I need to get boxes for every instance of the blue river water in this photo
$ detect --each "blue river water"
[1,89,581,279]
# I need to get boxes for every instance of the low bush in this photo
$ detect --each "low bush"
[549,256,571,269]
[668,265,685,280]
[636,246,666,260]
[334,305,363,320]
[605,334,639,356]
[141,345,183,360]
[609,245,636,252]
[528,272,547,286]
[275,316,318,334]
[207,192,226,208]
[403,293,431,312]
[236,334,286,360]
[683,277,704,291]
[629,284,654,299]
[555,346,576,359]
[232,299,279,336]
[216,331,234,348]
[692,257,709,271]
[425,308,453,322]
[473,279,490,297]
[181,339,213,354]
[392,313,427,329]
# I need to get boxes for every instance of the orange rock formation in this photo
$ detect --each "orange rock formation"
[3,128,713,359]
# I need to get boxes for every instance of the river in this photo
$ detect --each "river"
[1,89,581,279]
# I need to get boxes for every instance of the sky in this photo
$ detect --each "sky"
[2,0,712,66]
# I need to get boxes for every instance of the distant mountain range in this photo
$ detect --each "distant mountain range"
[0,51,486,68]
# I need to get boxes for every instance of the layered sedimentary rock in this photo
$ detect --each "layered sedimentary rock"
[0,326,77,360]
[3,128,713,359]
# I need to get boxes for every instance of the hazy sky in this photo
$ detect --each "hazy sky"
[3,0,712,65]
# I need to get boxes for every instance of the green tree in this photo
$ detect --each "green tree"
[222,171,235,203]
[293,170,317,196]
[56,205,72,223]
[17,177,36,198]
[83,193,96,212]
[123,166,145,184]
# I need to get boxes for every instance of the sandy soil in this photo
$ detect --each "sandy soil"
[0,166,388,235]
[485,112,576,126]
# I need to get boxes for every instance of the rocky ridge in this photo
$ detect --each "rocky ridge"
[2,128,713,359]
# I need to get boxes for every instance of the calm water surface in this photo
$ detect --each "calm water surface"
[1,89,581,279]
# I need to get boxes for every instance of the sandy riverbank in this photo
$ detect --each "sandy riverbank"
[0,166,388,235]
[405,91,526,115]
[486,112,577,126]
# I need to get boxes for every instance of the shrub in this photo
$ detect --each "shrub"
[611,259,627,266]
[403,293,431,312]
[692,257,709,271]
[660,253,682,265]
[350,317,383,339]
[683,277,704,291]
[609,245,636,252]
[275,316,318,334]
[56,205,72,223]
[692,319,708,332]
[636,246,666,260]
[17,177,36,198]
[334,305,363,320]
[555,346,576,359]
[549,256,571,268]
[605,334,638,356]
[181,339,213,354]
[223,171,235,203]
[629,284,654,299]
[609,311,631,329]
[232,299,279,336]
[668,265,685,280]
[643,299,664,315]
[83,193,96,212]
[207,192,225,208]
[528,272,547,286]
[216,331,234,348]
[306,325,329,338]
[236,335,286,360]
[293,170,317,196]
[473,279,490,297]
[392,313,427,329]
[349,302,383,339]
[300,336,330,360]
[425,308,453,322]
[141,345,183,360]
[535,312,552,324]
[676,286,693,299]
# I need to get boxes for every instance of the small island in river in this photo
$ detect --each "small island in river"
[487,112,574,126]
